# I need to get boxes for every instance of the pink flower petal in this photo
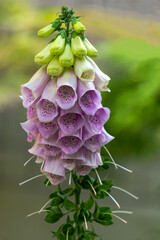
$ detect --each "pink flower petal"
[58,104,84,135]
[58,129,83,154]
[56,68,77,109]
[21,65,50,108]
[37,117,58,139]
[36,79,58,122]
[20,118,39,142]
[78,79,102,115]
[87,106,110,133]
[43,155,66,176]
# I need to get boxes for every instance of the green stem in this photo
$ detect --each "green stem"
[66,21,70,37]
[73,172,81,238]
[75,188,80,209]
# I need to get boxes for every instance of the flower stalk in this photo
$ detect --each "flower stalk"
[19,6,137,240]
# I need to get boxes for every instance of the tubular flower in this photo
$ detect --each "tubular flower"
[59,43,74,67]
[78,80,102,115]
[42,155,66,185]
[58,104,84,135]
[34,43,53,65]
[86,106,110,133]
[87,56,111,92]
[58,129,83,155]
[50,34,66,55]
[20,118,39,142]
[21,65,50,108]
[71,36,87,57]
[72,19,86,33]
[62,147,86,170]
[83,38,98,58]
[36,78,58,123]
[20,7,113,186]
[74,57,95,82]
[56,68,77,110]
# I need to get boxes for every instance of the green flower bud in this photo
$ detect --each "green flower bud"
[38,20,61,37]
[34,43,53,65]
[83,38,98,58]
[47,56,64,76]
[50,34,66,56]
[71,36,87,58]
[38,24,54,37]
[74,57,95,82]
[72,19,86,33]
[59,43,74,67]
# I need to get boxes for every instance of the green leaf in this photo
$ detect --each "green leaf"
[49,192,58,199]
[93,218,113,226]
[63,187,74,195]
[78,176,95,190]
[68,189,75,196]
[50,196,64,206]
[45,207,63,224]
[66,215,74,224]
[98,207,112,222]
[57,234,65,240]
[72,172,81,190]
[85,230,98,237]
[43,178,51,186]
[51,231,56,238]
[92,180,113,199]
[102,180,113,190]
[78,234,92,240]
[97,157,110,171]
[93,205,113,226]
[84,196,94,210]
[62,224,75,236]
[64,199,75,211]
[74,212,84,225]
[93,202,100,219]
[57,192,66,200]
[101,156,111,162]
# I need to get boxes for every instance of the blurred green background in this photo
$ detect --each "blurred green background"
[0,0,160,239]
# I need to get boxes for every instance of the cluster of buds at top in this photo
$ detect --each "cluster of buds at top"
[35,7,98,76]
[20,6,113,186]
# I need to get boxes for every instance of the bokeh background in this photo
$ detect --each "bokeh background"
[0,0,160,239]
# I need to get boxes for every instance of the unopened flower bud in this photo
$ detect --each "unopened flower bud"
[83,38,98,58]
[59,43,74,67]
[38,20,61,37]
[47,56,64,76]
[34,43,53,65]
[38,24,54,37]
[71,35,87,57]
[74,57,95,82]
[72,19,86,33]
[87,56,111,92]
[50,34,66,55]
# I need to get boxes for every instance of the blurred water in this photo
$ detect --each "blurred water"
[0,103,160,240]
